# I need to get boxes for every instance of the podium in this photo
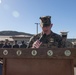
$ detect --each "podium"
[0,48,76,75]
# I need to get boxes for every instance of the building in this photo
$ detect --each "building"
[0,31,76,48]
[0,31,34,45]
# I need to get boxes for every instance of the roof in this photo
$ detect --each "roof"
[0,37,14,41]
[12,35,33,38]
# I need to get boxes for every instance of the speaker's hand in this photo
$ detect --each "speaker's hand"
[32,40,42,48]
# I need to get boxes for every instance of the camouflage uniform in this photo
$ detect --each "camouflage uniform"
[28,31,64,48]
[62,40,73,48]
[28,16,65,48]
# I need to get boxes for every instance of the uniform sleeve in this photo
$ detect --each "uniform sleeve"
[27,34,41,48]
[55,34,66,48]
[27,36,35,48]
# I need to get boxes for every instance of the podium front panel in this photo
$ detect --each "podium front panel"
[0,48,76,75]
[4,58,74,75]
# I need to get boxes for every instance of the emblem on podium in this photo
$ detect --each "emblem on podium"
[16,50,22,56]
[3,50,8,55]
[31,50,37,56]
[64,50,71,56]
[47,50,53,56]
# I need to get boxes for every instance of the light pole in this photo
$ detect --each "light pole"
[35,23,40,34]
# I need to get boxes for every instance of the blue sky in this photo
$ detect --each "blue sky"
[0,0,76,38]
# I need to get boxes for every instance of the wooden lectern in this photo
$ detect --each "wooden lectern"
[0,48,76,75]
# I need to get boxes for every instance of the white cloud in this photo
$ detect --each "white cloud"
[12,11,20,18]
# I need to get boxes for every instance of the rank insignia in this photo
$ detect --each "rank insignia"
[50,38,54,42]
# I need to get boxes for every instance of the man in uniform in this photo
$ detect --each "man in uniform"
[2,39,10,48]
[13,40,19,48]
[20,41,27,48]
[28,16,64,48]
[0,41,4,48]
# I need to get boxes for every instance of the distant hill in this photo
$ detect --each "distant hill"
[0,31,34,36]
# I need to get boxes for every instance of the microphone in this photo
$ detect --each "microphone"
[39,34,46,42]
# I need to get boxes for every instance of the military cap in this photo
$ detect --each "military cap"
[40,16,51,27]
